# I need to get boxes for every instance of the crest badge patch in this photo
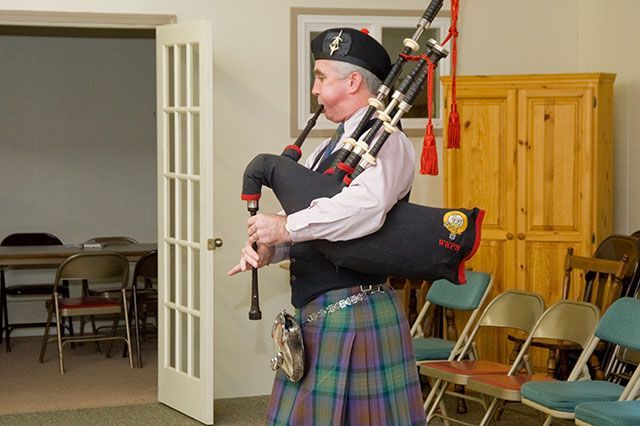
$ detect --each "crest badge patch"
[443,211,468,241]
[328,30,344,56]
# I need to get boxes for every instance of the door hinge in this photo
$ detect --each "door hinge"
[592,96,597,108]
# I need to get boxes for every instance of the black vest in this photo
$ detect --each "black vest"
[289,149,387,308]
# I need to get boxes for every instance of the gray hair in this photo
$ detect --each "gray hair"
[332,61,381,95]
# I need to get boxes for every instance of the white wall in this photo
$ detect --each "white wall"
[4,0,640,399]
[0,35,156,244]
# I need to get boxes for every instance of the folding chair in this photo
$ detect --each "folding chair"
[411,271,493,363]
[79,236,137,342]
[521,297,640,425]
[410,272,493,416]
[420,290,545,424]
[38,252,134,373]
[466,300,600,425]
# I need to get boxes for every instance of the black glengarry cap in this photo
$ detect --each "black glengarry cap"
[311,27,391,81]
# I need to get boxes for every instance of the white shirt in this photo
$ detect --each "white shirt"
[272,106,415,262]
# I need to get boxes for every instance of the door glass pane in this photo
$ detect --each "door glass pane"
[192,180,200,243]
[192,113,200,175]
[168,307,176,368]
[168,178,175,238]
[168,244,176,303]
[167,45,174,107]
[180,112,188,174]
[192,315,200,378]
[191,43,199,107]
[193,248,200,311]
[181,246,189,306]
[179,44,187,107]
[180,179,188,240]
[180,312,189,374]
[167,112,175,173]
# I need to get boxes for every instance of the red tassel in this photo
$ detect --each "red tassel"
[447,104,461,149]
[420,123,438,176]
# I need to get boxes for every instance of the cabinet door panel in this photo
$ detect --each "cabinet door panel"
[444,87,518,288]
[518,89,592,239]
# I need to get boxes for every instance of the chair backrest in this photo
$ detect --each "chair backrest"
[529,300,600,348]
[596,297,640,352]
[568,297,640,392]
[476,290,545,331]
[592,235,640,296]
[132,250,157,285]
[510,300,600,375]
[563,247,631,313]
[1,232,62,246]
[85,236,138,246]
[457,290,545,359]
[426,271,492,310]
[53,252,129,293]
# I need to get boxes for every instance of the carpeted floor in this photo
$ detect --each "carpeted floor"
[0,397,271,425]
[0,394,575,425]
[0,337,575,425]
[0,335,157,415]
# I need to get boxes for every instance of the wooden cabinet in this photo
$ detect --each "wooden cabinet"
[442,74,615,368]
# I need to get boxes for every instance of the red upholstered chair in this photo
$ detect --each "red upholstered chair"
[38,252,133,373]
[79,236,138,341]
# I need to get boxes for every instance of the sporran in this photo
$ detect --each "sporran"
[270,310,305,382]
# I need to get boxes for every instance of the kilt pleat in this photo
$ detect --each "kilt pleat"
[266,285,426,426]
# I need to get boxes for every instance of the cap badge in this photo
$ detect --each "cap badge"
[328,30,344,56]
[443,211,468,241]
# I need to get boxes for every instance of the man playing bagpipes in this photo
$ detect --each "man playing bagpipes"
[229,27,427,425]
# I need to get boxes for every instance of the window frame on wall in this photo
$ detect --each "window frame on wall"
[290,7,451,138]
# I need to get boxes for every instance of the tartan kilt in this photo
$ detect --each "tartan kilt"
[267,284,426,426]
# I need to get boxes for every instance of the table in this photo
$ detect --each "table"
[0,243,157,351]
[0,243,157,266]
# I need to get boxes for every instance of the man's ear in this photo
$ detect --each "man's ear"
[346,72,364,94]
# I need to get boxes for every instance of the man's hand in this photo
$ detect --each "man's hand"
[227,241,275,276]
[247,213,292,246]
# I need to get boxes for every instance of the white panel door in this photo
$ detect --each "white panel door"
[156,21,215,425]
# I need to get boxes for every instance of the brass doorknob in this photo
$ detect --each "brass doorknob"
[208,238,224,251]
[506,233,514,240]
[517,233,525,240]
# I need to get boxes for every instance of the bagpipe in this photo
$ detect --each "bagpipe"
[240,0,484,320]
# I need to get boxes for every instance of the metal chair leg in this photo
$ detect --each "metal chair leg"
[39,300,55,363]
[53,297,65,373]
[90,315,100,353]
[106,313,119,358]
[122,291,134,369]
[132,286,142,368]
[0,270,4,345]
[1,272,10,352]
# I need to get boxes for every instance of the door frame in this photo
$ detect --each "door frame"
[0,10,175,28]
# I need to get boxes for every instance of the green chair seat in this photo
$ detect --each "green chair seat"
[521,380,624,413]
[413,337,455,361]
[575,400,640,426]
